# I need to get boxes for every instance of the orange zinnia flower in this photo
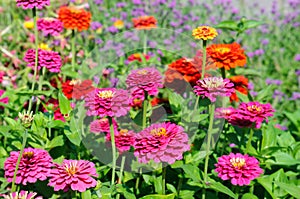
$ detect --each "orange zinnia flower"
[132,16,157,29]
[207,43,247,70]
[58,6,91,32]
[229,75,249,102]
[192,26,218,40]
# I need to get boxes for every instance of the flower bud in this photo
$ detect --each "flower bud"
[18,110,34,128]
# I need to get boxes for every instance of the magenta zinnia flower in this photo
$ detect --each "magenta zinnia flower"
[16,0,50,10]
[134,122,190,164]
[214,107,236,119]
[1,190,42,199]
[0,89,9,105]
[215,153,263,186]
[4,148,52,185]
[48,159,98,192]
[106,129,136,153]
[126,67,163,96]
[194,77,234,102]
[37,18,63,36]
[90,118,118,134]
[23,48,62,73]
[84,88,130,117]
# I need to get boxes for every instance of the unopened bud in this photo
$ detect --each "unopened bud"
[18,110,34,128]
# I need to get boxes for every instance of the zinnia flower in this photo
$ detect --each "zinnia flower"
[58,6,91,32]
[24,20,34,29]
[106,129,136,153]
[16,0,50,10]
[207,43,247,70]
[215,153,263,186]
[4,148,52,185]
[62,79,94,100]
[192,26,218,40]
[229,75,249,102]
[127,53,150,63]
[193,77,235,102]
[84,88,130,117]
[132,16,157,29]
[134,122,190,164]
[23,48,62,73]
[0,89,9,106]
[90,118,118,134]
[48,159,98,192]
[113,19,124,29]
[126,67,163,96]
[37,18,63,36]
[1,190,42,199]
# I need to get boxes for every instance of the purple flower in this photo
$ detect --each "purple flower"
[289,92,300,100]
[107,26,118,34]
[261,39,269,45]
[294,54,300,61]
[91,21,102,30]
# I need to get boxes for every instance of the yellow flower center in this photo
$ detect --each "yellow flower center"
[39,43,51,51]
[70,8,81,14]
[114,19,124,29]
[65,161,78,176]
[150,127,167,136]
[204,77,223,89]
[247,105,262,112]
[23,151,34,159]
[215,47,230,54]
[98,90,115,98]
[137,69,148,75]
[230,157,246,169]
[70,79,82,85]
[119,129,129,135]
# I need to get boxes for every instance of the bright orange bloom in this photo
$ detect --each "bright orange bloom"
[114,19,124,29]
[207,43,247,70]
[192,26,218,40]
[132,16,157,29]
[58,6,91,32]
[229,75,249,102]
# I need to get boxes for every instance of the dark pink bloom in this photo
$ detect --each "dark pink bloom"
[106,129,136,153]
[215,153,263,186]
[48,159,98,192]
[0,71,4,83]
[84,88,130,117]
[1,190,42,199]
[126,67,163,96]
[214,107,236,119]
[90,118,118,134]
[129,88,145,108]
[4,148,52,185]
[37,18,63,36]
[16,0,50,10]
[134,122,190,164]
[0,89,9,105]
[23,48,62,73]
[194,77,235,102]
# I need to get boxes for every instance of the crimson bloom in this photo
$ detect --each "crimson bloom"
[229,75,249,102]
[215,153,263,186]
[48,159,98,192]
[127,53,150,62]
[4,148,52,185]
[134,122,190,164]
[16,0,50,10]
[90,118,118,134]
[62,79,94,100]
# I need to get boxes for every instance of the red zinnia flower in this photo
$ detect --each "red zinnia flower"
[229,75,249,102]
[127,53,150,62]
[62,79,94,100]
[132,16,157,29]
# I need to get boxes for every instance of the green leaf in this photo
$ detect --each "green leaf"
[273,152,300,166]
[215,20,238,31]
[255,85,273,102]
[241,193,259,199]
[140,194,175,199]
[61,64,79,78]
[64,118,82,146]
[181,164,201,182]
[209,182,238,199]
[275,182,300,198]
[242,20,264,30]
[236,91,249,102]
[58,92,72,115]
[257,176,276,199]
[45,135,64,149]
[166,184,177,195]
[81,190,92,199]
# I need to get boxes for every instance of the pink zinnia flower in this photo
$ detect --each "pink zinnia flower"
[37,18,63,36]
[4,148,52,185]
[194,77,234,102]
[48,159,98,192]
[1,190,42,199]
[106,129,136,153]
[0,89,9,105]
[129,89,145,108]
[90,118,118,134]
[215,107,236,119]
[16,0,50,10]
[84,88,130,117]
[134,122,190,164]
[126,67,163,96]
[215,153,263,186]
[23,48,62,73]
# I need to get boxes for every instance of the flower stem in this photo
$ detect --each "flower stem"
[108,117,117,187]
[142,92,148,129]
[116,156,126,199]
[203,103,215,184]
[201,40,207,80]
[220,67,226,79]
[162,165,167,195]
[11,129,28,192]
[28,7,39,112]
[35,66,46,113]
[143,30,147,55]
[135,168,142,195]
[71,29,76,71]
[245,128,254,154]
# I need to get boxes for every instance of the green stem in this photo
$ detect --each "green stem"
[162,165,167,195]
[135,168,142,195]
[176,177,183,197]
[108,117,117,187]
[142,92,148,129]
[116,156,126,199]
[71,29,76,71]
[35,66,46,113]
[193,96,200,113]
[201,40,207,80]
[220,67,226,79]
[245,128,255,154]
[143,30,147,55]
[203,103,215,184]
[28,7,38,112]
[11,129,28,192]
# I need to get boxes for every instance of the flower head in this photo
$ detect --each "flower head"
[62,79,94,100]
[132,16,157,29]
[90,118,118,134]
[113,19,124,29]
[16,0,50,10]
[37,18,63,36]
[126,67,163,96]
[194,77,235,102]
[106,129,136,153]
[24,21,34,29]
[0,89,9,106]
[134,122,190,164]
[48,159,98,192]
[192,26,218,40]
[127,53,150,63]
[215,153,263,186]
[84,88,130,117]
[229,75,249,102]
[58,6,91,31]
[1,190,42,199]
[207,43,247,70]
[4,148,52,185]
[18,110,34,128]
